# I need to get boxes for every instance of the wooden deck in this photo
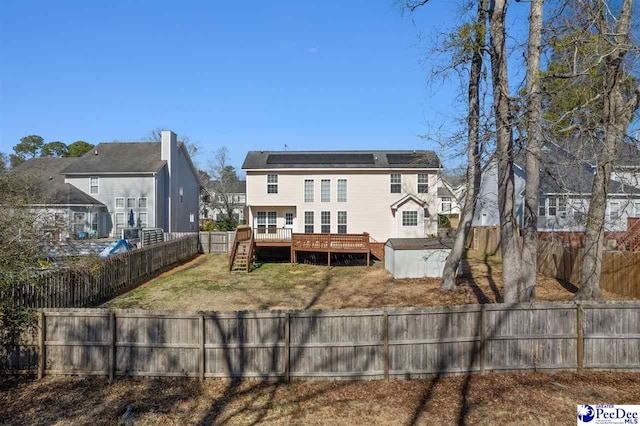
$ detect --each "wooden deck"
[230,227,377,268]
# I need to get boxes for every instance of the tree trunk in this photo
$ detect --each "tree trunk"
[440,0,487,292]
[576,0,635,300]
[488,0,522,303]
[521,0,544,301]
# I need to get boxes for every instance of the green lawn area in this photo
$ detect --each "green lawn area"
[103,252,616,311]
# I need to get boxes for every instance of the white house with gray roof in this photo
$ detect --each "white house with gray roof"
[15,130,200,239]
[242,150,442,242]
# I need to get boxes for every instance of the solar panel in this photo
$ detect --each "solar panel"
[267,153,375,165]
[386,153,431,165]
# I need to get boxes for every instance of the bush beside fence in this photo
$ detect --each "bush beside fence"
[6,234,199,309]
[4,302,640,379]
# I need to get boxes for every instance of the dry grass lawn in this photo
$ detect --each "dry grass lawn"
[2,372,639,425]
[105,252,628,311]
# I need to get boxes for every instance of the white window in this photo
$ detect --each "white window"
[390,174,401,193]
[304,179,314,202]
[441,197,452,213]
[321,211,331,233]
[285,212,294,226]
[402,211,418,226]
[304,211,314,233]
[256,212,266,231]
[267,211,277,231]
[73,212,86,235]
[634,201,640,218]
[337,179,347,202]
[559,197,567,218]
[126,197,136,209]
[115,213,125,235]
[138,197,147,208]
[115,198,125,209]
[548,198,557,216]
[539,197,546,217]
[138,212,148,228]
[321,179,331,202]
[338,211,347,234]
[609,201,620,220]
[418,174,429,193]
[267,174,278,194]
[90,176,99,194]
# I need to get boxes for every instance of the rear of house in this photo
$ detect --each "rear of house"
[243,150,442,243]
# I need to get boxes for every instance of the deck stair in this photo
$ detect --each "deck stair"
[228,226,254,272]
[231,240,253,272]
[369,238,385,261]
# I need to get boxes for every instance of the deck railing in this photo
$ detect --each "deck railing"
[292,232,370,251]
[253,227,292,242]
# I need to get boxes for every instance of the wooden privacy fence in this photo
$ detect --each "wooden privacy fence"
[6,235,199,309]
[536,240,640,299]
[4,302,640,379]
[164,231,235,254]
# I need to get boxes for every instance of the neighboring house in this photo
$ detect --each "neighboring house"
[15,130,200,239]
[472,159,526,227]
[13,158,107,240]
[437,175,465,227]
[200,180,247,223]
[472,144,640,233]
[242,150,442,242]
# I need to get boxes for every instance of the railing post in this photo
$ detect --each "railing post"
[577,303,584,371]
[37,311,46,380]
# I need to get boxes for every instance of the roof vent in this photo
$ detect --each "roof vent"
[48,176,53,180]
[94,150,98,155]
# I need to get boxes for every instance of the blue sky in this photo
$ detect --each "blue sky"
[0,0,530,172]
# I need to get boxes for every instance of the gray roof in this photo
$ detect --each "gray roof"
[386,238,455,250]
[437,186,454,197]
[61,142,166,174]
[242,150,441,170]
[206,180,246,194]
[442,174,465,189]
[515,144,640,196]
[13,158,106,206]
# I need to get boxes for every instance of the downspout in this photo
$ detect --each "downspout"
[153,172,157,229]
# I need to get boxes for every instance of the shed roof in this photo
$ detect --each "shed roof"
[242,150,441,170]
[386,238,455,250]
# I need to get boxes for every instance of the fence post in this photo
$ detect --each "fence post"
[199,314,205,381]
[37,311,46,379]
[577,303,584,371]
[284,312,290,383]
[383,310,389,381]
[480,305,487,374]
[109,312,116,382]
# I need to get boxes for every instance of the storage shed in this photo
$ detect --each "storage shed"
[385,238,454,279]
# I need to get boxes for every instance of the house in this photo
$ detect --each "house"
[14,130,200,239]
[200,180,247,223]
[437,175,465,228]
[472,144,640,234]
[242,150,442,242]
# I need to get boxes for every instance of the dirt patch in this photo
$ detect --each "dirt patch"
[1,372,639,425]
[104,251,630,311]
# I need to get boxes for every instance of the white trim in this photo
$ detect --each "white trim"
[244,167,441,172]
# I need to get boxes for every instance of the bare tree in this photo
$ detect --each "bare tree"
[488,0,523,303]
[206,147,242,223]
[441,0,488,291]
[521,0,545,301]
[575,0,640,300]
